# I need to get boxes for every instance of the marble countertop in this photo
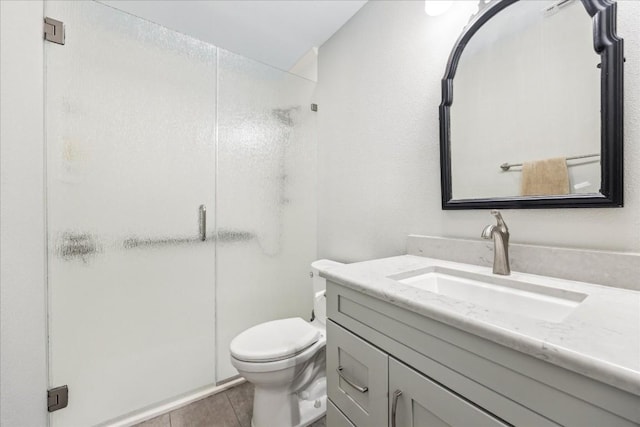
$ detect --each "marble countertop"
[319,255,640,396]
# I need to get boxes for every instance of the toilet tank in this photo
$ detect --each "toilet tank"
[310,259,344,325]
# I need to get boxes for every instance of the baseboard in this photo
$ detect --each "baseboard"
[100,377,246,427]
[217,374,242,386]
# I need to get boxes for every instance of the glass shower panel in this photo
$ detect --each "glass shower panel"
[45,2,216,425]
[216,49,318,380]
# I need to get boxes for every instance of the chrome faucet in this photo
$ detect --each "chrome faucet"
[481,210,511,275]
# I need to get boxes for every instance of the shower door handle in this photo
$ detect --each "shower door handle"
[199,205,206,241]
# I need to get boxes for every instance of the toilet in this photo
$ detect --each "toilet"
[230,259,343,427]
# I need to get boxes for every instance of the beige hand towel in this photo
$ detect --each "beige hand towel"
[520,157,570,196]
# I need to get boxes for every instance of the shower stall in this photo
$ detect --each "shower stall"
[44,2,317,425]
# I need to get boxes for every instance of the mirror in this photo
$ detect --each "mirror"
[439,0,623,209]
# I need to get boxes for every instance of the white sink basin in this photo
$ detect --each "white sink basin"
[388,266,588,322]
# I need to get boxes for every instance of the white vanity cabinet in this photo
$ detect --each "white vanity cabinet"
[388,358,508,427]
[327,320,508,427]
[326,281,640,427]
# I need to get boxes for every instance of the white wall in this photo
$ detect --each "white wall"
[0,1,48,426]
[317,0,640,262]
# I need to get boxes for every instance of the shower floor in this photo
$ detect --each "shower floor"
[135,381,326,427]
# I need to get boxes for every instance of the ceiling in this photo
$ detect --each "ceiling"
[98,0,368,72]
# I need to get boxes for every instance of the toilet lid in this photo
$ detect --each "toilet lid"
[230,317,320,362]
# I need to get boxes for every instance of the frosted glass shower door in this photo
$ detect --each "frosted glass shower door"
[216,49,318,380]
[45,2,217,426]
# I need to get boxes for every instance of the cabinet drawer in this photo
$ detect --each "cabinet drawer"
[389,358,508,427]
[327,400,356,427]
[327,320,388,427]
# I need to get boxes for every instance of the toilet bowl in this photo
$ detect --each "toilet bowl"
[230,259,343,427]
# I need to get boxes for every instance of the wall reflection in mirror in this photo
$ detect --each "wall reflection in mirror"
[452,0,599,199]
[440,0,623,209]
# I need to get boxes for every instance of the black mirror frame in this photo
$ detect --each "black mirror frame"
[439,0,623,209]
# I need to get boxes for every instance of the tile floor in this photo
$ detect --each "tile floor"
[135,381,326,427]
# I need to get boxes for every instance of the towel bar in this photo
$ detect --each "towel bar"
[500,153,600,171]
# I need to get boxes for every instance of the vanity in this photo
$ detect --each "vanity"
[320,254,640,427]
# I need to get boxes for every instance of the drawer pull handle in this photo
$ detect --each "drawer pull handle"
[391,389,402,427]
[336,367,368,393]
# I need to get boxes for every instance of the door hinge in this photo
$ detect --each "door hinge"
[47,385,69,412]
[310,103,318,112]
[44,17,65,45]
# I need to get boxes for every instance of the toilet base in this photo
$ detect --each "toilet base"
[251,394,326,427]
[297,393,326,427]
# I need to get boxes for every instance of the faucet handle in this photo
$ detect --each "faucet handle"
[489,210,508,232]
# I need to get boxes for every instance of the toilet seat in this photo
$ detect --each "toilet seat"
[230,317,320,363]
